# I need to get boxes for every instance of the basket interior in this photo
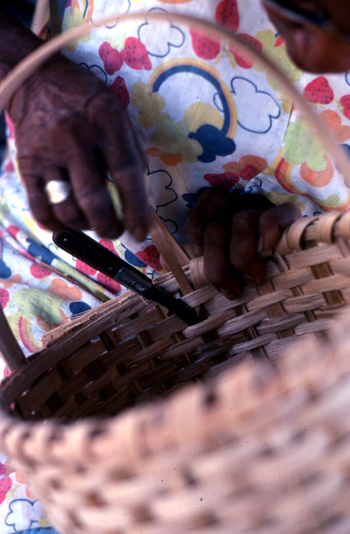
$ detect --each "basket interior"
[2,216,350,422]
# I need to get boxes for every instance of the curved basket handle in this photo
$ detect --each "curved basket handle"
[1,11,350,183]
[1,10,350,369]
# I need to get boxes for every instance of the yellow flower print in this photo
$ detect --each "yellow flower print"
[151,115,203,162]
[263,191,305,213]
[283,115,326,171]
[255,30,302,88]
[131,82,166,128]
[62,3,91,53]
[184,103,224,132]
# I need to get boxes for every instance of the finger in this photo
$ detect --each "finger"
[96,106,150,242]
[258,202,302,252]
[68,150,123,239]
[20,168,63,231]
[204,220,242,299]
[230,209,266,285]
[238,194,274,212]
[43,167,89,230]
[187,189,234,257]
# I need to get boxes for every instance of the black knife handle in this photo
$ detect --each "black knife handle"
[115,265,153,295]
[53,229,153,296]
[53,229,199,325]
[53,229,123,277]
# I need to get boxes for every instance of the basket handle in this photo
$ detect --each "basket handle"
[1,12,350,181]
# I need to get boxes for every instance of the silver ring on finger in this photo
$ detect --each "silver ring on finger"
[45,180,72,205]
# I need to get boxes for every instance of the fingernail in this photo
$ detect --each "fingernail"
[244,275,257,287]
[221,289,237,300]
[258,236,264,253]
[133,226,147,242]
[193,244,203,257]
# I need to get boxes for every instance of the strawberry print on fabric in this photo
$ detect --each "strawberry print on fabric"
[30,263,52,279]
[223,156,268,182]
[121,37,152,70]
[303,77,334,104]
[96,273,121,294]
[136,245,162,272]
[124,248,147,268]
[190,29,221,60]
[109,76,130,108]
[0,477,12,506]
[203,172,239,189]
[0,289,9,310]
[215,0,239,32]
[76,260,97,277]
[98,239,119,254]
[99,42,123,75]
[228,34,262,69]
[340,94,350,120]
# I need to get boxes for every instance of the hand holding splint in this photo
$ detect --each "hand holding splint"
[187,189,301,299]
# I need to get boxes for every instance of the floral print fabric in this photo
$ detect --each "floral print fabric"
[1,0,350,530]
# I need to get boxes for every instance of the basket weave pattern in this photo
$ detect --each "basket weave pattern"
[1,212,349,418]
[1,214,350,532]
[1,8,350,531]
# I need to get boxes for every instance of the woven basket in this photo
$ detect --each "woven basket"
[1,9,350,534]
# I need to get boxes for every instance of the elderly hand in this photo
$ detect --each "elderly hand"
[7,54,149,240]
[187,189,301,299]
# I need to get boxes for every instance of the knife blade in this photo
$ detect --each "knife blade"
[53,229,200,326]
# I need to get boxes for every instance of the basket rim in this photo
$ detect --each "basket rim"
[0,306,348,469]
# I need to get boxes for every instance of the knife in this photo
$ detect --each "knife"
[53,229,200,326]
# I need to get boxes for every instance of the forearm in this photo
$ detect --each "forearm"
[0,10,42,80]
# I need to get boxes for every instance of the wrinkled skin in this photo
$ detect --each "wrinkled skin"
[7,55,150,241]
[262,0,350,73]
[187,189,301,298]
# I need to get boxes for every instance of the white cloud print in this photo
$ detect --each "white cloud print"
[91,0,130,28]
[147,168,178,209]
[6,499,43,532]
[231,77,280,134]
[138,8,185,58]
[147,168,179,235]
